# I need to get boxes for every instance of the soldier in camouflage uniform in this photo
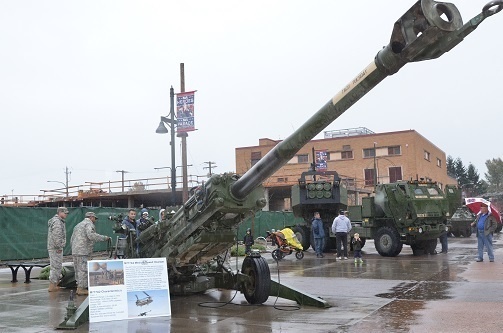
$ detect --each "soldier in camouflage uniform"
[70,212,110,296]
[47,207,69,292]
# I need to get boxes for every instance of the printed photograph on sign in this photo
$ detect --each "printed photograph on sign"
[176,91,196,132]
[89,261,124,287]
[127,289,171,318]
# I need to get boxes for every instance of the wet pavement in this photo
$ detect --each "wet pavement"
[1,234,503,332]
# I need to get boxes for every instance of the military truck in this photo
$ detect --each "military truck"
[349,180,458,256]
[291,170,458,256]
[290,169,347,251]
[448,206,475,237]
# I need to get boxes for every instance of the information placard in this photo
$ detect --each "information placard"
[88,258,171,323]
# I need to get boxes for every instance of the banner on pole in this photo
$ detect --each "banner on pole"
[315,150,328,171]
[176,91,196,132]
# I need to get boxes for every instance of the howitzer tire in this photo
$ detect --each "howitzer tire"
[242,256,271,304]
[374,226,402,257]
[452,231,460,238]
[496,224,502,233]
[295,251,304,260]
[293,225,310,251]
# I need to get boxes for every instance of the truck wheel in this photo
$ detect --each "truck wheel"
[242,256,271,304]
[425,239,437,254]
[496,224,502,233]
[293,225,310,250]
[374,226,402,257]
[451,231,460,237]
[410,244,425,256]
[465,227,472,237]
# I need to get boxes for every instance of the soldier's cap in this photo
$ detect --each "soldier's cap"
[57,207,69,214]
[85,212,99,219]
[339,209,345,215]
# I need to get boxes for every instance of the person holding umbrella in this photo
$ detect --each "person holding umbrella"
[471,202,498,262]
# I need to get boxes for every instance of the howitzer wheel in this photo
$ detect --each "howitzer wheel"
[374,226,402,257]
[241,256,271,304]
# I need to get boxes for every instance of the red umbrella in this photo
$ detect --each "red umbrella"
[464,197,502,224]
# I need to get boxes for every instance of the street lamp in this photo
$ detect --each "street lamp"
[47,180,68,198]
[156,86,178,206]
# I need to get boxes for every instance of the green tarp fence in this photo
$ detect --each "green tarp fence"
[238,210,304,241]
[0,206,159,261]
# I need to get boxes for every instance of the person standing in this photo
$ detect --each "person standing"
[439,230,448,254]
[121,209,138,236]
[71,212,110,295]
[332,210,352,259]
[471,203,498,262]
[352,233,363,263]
[47,207,69,292]
[311,212,325,258]
[243,228,254,255]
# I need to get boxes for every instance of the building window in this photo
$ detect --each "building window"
[424,150,430,161]
[389,166,402,183]
[277,177,288,182]
[437,158,442,167]
[363,148,375,158]
[388,146,401,156]
[364,169,376,186]
[251,152,261,166]
[342,145,351,151]
[298,154,309,163]
[341,151,353,159]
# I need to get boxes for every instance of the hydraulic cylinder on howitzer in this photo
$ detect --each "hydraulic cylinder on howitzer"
[231,0,502,201]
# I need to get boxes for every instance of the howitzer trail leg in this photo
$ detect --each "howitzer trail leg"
[269,279,331,308]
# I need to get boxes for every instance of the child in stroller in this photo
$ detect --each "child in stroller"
[266,228,304,261]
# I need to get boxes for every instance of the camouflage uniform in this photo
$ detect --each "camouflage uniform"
[70,217,109,289]
[47,213,66,284]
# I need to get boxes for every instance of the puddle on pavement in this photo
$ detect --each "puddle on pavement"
[347,299,424,332]
[376,281,451,300]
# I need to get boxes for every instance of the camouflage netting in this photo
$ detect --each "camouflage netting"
[0,206,159,261]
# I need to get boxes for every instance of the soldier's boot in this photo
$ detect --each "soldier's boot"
[48,283,59,292]
[76,287,89,296]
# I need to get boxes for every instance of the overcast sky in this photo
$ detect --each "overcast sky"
[1,1,502,198]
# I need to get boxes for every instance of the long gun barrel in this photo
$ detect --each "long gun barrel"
[231,0,502,200]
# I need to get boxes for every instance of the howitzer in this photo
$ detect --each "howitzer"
[136,0,502,305]
[60,0,502,328]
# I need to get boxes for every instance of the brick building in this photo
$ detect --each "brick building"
[235,128,456,210]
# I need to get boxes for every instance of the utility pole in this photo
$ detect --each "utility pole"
[65,166,71,198]
[178,63,190,203]
[115,170,129,192]
[203,161,217,177]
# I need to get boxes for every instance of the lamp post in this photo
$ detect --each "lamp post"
[47,180,68,198]
[156,86,178,206]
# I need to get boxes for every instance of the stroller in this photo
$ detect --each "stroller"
[267,228,304,261]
